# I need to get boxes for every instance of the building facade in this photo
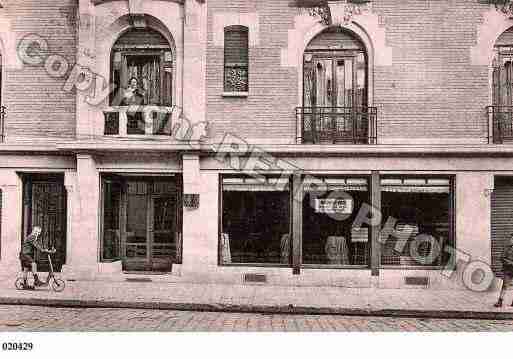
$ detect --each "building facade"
[1,0,513,290]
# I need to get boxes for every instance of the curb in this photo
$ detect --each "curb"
[1,297,513,320]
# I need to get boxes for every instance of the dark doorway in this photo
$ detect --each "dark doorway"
[101,175,182,272]
[21,173,67,272]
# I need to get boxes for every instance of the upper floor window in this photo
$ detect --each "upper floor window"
[223,25,249,94]
[110,28,173,107]
[490,26,513,143]
[298,27,375,144]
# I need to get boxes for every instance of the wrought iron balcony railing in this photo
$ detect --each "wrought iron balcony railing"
[486,106,513,144]
[296,106,377,144]
[103,105,177,137]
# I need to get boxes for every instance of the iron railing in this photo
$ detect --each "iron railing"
[103,105,176,136]
[296,106,377,144]
[486,106,513,144]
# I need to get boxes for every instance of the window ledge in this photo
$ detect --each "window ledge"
[222,91,249,98]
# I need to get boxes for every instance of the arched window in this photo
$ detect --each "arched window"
[105,28,174,136]
[110,28,173,106]
[300,27,373,144]
[224,25,249,93]
[491,26,513,143]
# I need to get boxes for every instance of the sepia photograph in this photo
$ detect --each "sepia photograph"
[1,0,513,357]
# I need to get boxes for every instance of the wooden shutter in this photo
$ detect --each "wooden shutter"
[303,54,316,107]
[162,51,173,106]
[491,178,513,277]
[224,25,249,92]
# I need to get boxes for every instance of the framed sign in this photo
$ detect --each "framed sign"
[314,198,353,214]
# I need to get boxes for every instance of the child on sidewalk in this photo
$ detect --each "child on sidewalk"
[494,233,513,307]
[19,226,55,289]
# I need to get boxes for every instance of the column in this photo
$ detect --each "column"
[182,0,207,126]
[370,171,381,277]
[181,154,218,277]
[292,172,303,275]
[456,172,494,264]
[76,0,96,139]
[62,154,100,278]
[0,171,22,277]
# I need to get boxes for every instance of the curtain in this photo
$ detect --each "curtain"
[126,56,161,105]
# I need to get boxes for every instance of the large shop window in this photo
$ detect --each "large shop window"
[380,177,454,267]
[302,177,370,266]
[221,176,290,265]
[223,25,249,93]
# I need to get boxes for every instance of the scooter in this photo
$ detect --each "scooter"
[15,249,65,292]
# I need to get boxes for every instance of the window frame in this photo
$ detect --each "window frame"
[378,174,456,271]
[299,174,372,270]
[223,25,249,96]
[218,173,293,268]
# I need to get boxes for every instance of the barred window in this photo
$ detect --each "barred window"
[224,25,249,93]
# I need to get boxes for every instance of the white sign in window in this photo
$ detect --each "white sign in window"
[314,198,353,214]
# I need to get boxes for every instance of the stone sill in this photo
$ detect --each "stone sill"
[222,91,249,98]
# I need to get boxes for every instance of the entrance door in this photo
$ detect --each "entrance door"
[102,176,179,272]
[22,175,67,272]
[303,51,367,143]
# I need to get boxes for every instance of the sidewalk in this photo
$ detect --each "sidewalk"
[1,278,513,320]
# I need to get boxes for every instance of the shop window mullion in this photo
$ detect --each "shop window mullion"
[371,171,381,276]
[292,173,303,275]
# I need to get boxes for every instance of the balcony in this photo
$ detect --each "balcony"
[487,106,513,144]
[103,106,177,137]
[296,106,377,144]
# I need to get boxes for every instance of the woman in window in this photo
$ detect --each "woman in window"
[120,77,146,106]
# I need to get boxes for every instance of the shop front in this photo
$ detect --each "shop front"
[218,172,456,280]
[100,174,182,272]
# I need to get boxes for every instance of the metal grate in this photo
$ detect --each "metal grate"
[296,106,377,144]
[404,276,429,286]
[125,277,153,282]
[243,273,267,283]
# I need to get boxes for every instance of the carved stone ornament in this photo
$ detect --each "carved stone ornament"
[299,0,371,26]
[479,0,513,17]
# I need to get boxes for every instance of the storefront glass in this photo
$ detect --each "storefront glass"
[380,177,453,267]
[302,177,370,266]
[221,176,290,265]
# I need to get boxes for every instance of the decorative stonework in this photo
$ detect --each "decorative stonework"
[307,6,331,25]
[470,8,513,66]
[482,0,513,17]
[301,0,371,26]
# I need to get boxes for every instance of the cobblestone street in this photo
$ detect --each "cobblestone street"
[0,305,512,331]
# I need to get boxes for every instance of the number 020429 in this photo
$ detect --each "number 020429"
[2,342,33,351]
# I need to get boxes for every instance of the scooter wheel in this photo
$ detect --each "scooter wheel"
[15,278,26,290]
[50,278,65,292]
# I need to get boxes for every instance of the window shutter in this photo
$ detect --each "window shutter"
[224,25,249,92]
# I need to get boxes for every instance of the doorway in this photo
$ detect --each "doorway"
[101,175,181,272]
[21,173,67,272]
